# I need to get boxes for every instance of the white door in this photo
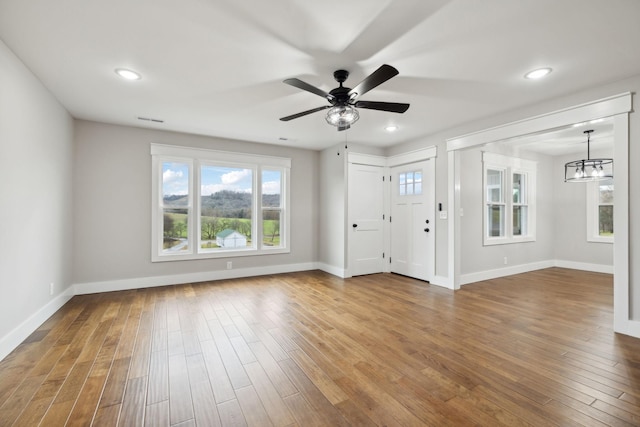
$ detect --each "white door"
[390,160,435,281]
[348,163,384,276]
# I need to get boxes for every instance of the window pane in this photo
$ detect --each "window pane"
[262,169,281,207]
[488,205,504,237]
[162,162,190,253]
[598,205,614,236]
[513,206,527,236]
[263,210,281,247]
[414,182,422,194]
[399,184,406,195]
[599,184,614,204]
[486,169,503,203]
[200,166,253,250]
[513,173,524,204]
[163,208,189,252]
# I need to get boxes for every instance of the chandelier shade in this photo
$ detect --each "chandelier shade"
[326,105,359,130]
[564,129,613,182]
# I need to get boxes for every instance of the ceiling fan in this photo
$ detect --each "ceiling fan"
[280,64,410,131]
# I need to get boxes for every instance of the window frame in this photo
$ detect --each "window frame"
[482,152,537,246]
[586,180,614,244]
[151,144,290,262]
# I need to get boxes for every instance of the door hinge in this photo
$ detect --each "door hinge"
[382,252,385,259]
[389,175,392,181]
[382,176,385,181]
[383,214,385,220]
[389,257,392,263]
[389,216,392,222]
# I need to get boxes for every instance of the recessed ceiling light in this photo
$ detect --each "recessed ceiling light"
[115,68,142,80]
[385,125,398,132]
[524,68,552,80]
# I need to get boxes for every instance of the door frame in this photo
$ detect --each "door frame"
[445,92,637,337]
[347,147,438,279]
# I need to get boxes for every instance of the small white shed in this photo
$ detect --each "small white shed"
[216,229,247,248]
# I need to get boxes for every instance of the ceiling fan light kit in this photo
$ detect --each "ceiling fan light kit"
[280,64,409,131]
[564,129,613,182]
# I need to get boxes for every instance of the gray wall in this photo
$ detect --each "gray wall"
[552,149,614,266]
[0,40,74,345]
[458,146,556,275]
[73,120,319,285]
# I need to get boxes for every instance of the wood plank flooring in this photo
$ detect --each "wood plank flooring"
[1,268,640,426]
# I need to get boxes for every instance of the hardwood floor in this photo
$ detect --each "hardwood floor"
[1,268,640,426]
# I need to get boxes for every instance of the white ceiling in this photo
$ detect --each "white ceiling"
[1,0,638,151]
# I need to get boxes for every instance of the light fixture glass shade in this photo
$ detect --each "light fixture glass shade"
[564,158,613,182]
[564,129,613,182]
[325,105,359,128]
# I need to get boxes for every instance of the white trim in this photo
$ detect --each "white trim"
[460,260,555,285]
[430,275,452,289]
[347,152,386,167]
[460,259,613,286]
[613,113,630,334]
[151,143,291,168]
[387,146,437,167]
[446,92,632,151]
[317,263,348,278]
[0,289,74,361]
[554,260,614,274]
[74,262,317,295]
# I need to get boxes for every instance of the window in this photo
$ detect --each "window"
[151,144,290,261]
[587,180,614,243]
[483,152,536,245]
[398,170,422,195]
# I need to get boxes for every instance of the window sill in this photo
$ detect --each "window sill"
[152,247,290,262]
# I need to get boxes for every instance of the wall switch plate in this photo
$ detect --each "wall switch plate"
[226,261,232,270]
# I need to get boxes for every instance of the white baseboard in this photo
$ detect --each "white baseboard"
[0,288,74,362]
[554,260,614,274]
[460,260,555,285]
[74,262,317,294]
[430,275,452,289]
[316,263,348,278]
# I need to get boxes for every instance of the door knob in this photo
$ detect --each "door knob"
[353,224,358,228]
[424,228,430,232]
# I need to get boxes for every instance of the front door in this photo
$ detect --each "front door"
[390,160,435,281]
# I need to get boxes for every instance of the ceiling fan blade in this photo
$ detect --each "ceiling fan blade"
[283,78,335,101]
[355,100,410,113]
[348,64,399,98]
[279,105,331,121]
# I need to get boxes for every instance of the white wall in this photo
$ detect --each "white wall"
[318,143,347,275]
[72,120,319,290]
[0,40,74,359]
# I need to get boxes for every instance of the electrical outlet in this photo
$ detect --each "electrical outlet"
[49,282,54,295]
[503,257,508,265]
[226,261,232,270]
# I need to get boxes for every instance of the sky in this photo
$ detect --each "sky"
[162,162,281,196]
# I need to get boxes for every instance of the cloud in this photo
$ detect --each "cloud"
[221,169,251,185]
[262,180,281,194]
[163,169,183,183]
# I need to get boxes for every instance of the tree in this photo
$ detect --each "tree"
[163,214,175,237]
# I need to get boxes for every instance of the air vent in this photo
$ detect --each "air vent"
[137,117,164,123]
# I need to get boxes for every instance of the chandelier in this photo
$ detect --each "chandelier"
[564,129,613,182]
[325,105,359,131]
